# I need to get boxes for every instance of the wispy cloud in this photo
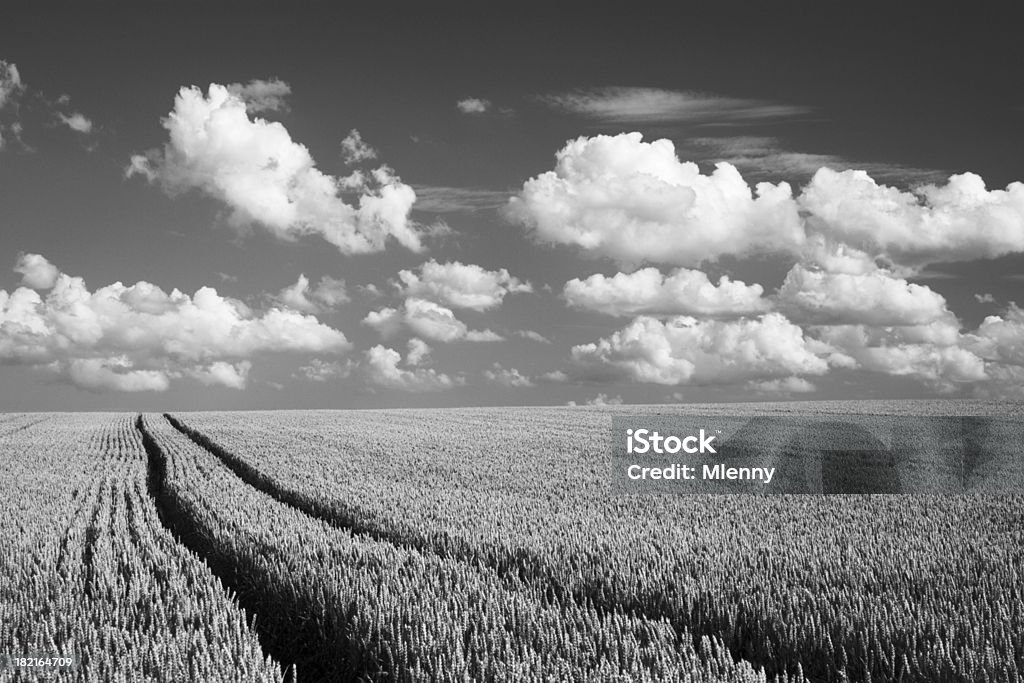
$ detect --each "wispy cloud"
[2,59,96,150]
[686,136,947,186]
[411,185,510,213]
[540,86,811,124]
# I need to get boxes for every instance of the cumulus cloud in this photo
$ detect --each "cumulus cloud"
[341,128,377,164]
[186,360,252,389]
[225,78,292,113]
[363,298,501,343]
[66,358,171,393]
[777,263,952,326]
[513,134,1024,272]
[456,97,491,114]
[540,87,810,124]
[14,253,60,290]
[800,168,1024,267]
[402,298,468,342]
[0,254,350,392]
[363,345,460,392]
[362,306,403,338]
[396,260,531,311]
[564,267,767,317]
[483,363,533,387]
[127,83,422,254]
[571,313,831,386]
[968,304,1024,366]
[406,338,431,366]
[811,323,986,392]
[508,133,803,267]
[276,274,349,313]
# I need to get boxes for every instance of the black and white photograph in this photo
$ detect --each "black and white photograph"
[1,2,1023,681]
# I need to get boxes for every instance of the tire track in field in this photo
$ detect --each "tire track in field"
[163,413,831,682]
[136,415,299,683]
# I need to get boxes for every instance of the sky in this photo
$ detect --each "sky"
[1,2,1023,411]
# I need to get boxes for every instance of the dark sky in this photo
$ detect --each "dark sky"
[1,2,1022,410]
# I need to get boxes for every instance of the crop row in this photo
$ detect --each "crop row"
[142,412,791,682]
[175,406,1024,682]
[0,414,283,682]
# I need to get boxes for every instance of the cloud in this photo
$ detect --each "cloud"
[0,61,21,109]
[341,128,377,164]
[186,360,252,389]
[0,254,350,392]
[295,358,351,382]
[516,329,551,344]
[225,78,292,113]
[571,313,831,386]
[515,133,1024,272]
[777,262,952,326]
[484,363,533,387]
[58,112,93,134]
[1,60,96,149]
[362,306,403,338]
[363,344,460,392]
[962,304,1024,398]
[66,357,171,393]
[508,133,803,267]
[406,338,431,366]
[811,323,987,392]
[969,304,1024,366]
[686,136,945,186]
[540,87,810,124]
[396,260,531,311]
[128,83,422,254]
[585,392,623,406]
[564,267,767,317]
[456,97,491,114]
[975,293,997,304]
[363,298,501,343]
[464,329,505,342]
[746,377,816,394]
[540,370,569,383]
[0,60,25,148]
[276,274,348,313]
[410,185,510,213]
[402,298,468,342]
[800,168,1024,267]
[14,253,59,289]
